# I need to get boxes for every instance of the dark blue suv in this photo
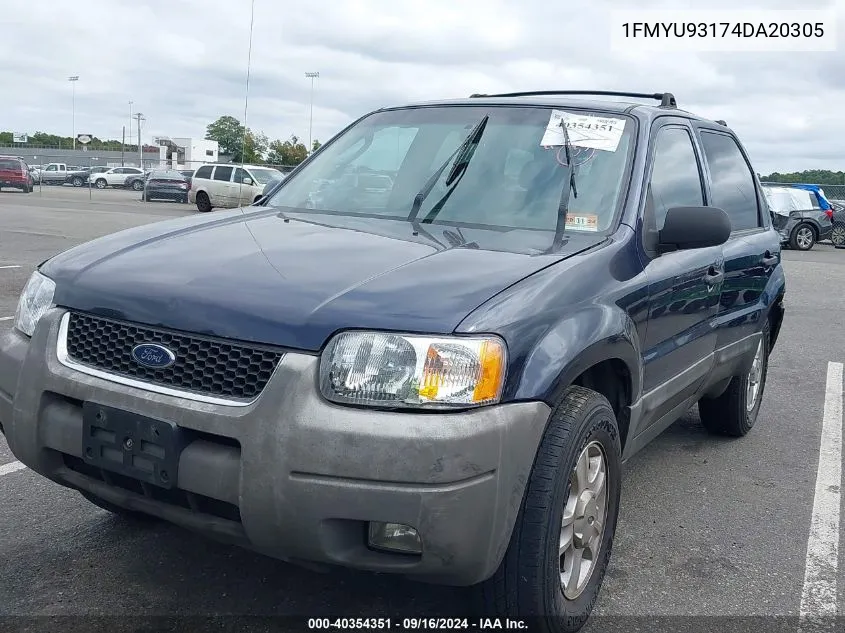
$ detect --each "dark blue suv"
[0,91,785,631]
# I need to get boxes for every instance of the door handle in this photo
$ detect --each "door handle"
[762,251,779,267]
[703,266,724,286]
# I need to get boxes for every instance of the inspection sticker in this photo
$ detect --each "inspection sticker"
[540,110,627,152]
[565,214,599,232]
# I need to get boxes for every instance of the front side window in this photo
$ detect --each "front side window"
[699,131,760,231]
[248,168,283,185]
[648,127,704,230]
[264,106,636,234]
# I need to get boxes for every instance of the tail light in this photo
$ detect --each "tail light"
[825,209,834,219]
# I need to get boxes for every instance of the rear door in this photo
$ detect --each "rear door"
[695,125,779,372]
[640,120,723,423]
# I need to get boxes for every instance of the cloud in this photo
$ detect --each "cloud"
[1,0,843,174]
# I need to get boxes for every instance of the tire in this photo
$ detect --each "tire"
[698,322,770,437]
[831,222,845,247]
[132,180,144,191]
[789,223,815,251]
[72,176,84,187]
[479,385,622,632]
[95,178,108,190]
[196,191,212,213]
[143,192,151,202]
[78,491,159,522]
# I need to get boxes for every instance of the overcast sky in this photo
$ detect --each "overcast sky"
[0,0,842,174]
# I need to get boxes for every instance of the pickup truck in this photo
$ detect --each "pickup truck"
[39,163,96,187]
[0,90,786,631]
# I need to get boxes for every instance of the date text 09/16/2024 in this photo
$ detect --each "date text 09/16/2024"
[307,618,529,630]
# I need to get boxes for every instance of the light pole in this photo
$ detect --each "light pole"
[128,100,133,149]
[305,71,319,154]
[68,76,79,149]
[135,112,145,168]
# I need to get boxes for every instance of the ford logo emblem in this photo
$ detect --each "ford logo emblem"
[131,343,176,369]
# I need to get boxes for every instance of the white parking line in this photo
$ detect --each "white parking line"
[799,360,843,627]
[0,265,21,269]
[0,316,13,322]
[0,461,26,477]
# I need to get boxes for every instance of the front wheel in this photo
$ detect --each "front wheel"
[479,385,622,632]
[790,223,816,251]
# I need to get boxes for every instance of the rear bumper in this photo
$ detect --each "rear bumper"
[0,310,550,585]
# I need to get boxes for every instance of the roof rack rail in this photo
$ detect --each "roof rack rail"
[469,90,677,108]
[715,120,728,126]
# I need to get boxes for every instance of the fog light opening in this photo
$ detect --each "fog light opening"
[367,521,422,555]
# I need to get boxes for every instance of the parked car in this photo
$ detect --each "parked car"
[141,170,190,203]
[761,184,833,250]
[28,165,41,185]
[0,90,786,631]
[829,199,845,247]
[189,163,284,212]
[179,169,194,190]
[123,170,152,191]
[39,162,90,186]
[0,155,34,192]
[90,166,145,189]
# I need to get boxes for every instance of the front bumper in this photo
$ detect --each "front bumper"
[0,310,550,586]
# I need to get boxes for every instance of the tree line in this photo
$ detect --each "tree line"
[204,116,320,166]
[759,170,845,185]
[1,115,322,167]
[0,131,157,152]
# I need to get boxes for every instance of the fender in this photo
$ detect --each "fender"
[511,304,643,405]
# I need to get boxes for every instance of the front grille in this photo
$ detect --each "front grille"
[64,312,283,400]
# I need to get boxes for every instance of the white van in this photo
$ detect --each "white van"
[188,164,285,212]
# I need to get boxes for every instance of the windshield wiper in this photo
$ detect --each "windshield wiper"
[407,114,489,222]
[550,118,579,249]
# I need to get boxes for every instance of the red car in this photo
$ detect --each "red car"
[0,155,34,193]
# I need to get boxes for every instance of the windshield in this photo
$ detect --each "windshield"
[249,168,283,184]
[264,105,635,233]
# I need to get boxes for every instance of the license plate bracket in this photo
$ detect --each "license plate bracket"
[82,402,185,489]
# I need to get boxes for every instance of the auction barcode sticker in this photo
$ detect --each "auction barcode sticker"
[541,111,627,152]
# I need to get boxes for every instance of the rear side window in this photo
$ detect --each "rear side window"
[194,165,213,179]
[699,131,760,231]
[648,127,704,230]
[213,166,233,182]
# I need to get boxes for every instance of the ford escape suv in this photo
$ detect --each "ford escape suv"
[0,90,785,632]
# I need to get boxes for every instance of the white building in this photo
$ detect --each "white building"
[152,136,219,170]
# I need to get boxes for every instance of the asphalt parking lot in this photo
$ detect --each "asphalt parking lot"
[1,186,844,632]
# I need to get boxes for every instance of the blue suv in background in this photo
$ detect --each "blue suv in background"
[1,90,785,632]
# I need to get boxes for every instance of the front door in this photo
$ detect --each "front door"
[640,123,723,426]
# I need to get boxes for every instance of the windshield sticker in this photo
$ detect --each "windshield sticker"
[541,110,627,152]
[565,214,599,232]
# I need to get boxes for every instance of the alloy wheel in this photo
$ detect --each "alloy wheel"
[560,441,608,600]
[746,339,764,412]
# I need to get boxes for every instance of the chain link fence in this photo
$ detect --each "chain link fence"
[762,181,845,201]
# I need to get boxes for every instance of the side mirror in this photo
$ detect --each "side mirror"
[242,177,252,185]
[658,206,731,253]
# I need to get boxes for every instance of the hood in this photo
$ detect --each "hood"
[42,208,606,351]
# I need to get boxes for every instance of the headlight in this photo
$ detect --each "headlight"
[319,331,507,409]
[14,271,56,337]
